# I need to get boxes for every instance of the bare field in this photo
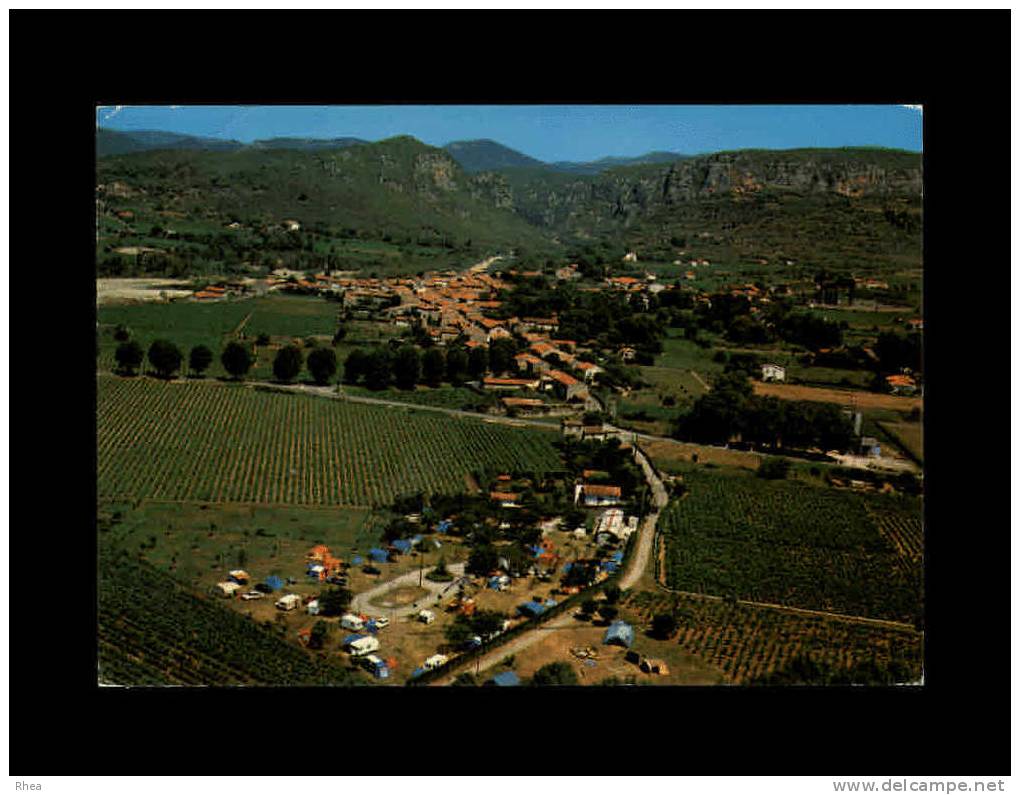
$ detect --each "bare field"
[753,382,922,412]
[641,438,762,473]
[97,278,194,306]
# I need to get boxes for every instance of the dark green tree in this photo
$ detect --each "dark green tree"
[273,345,303,383]
[343,349,368,384]
[421,347,445,386]
[651,613,679,639]
[317,587,353,617]
[115,340,144,375]
[530,661,579,686]
[189,345,213,377]
[445,346,469,384]
[394,346,422,390]
[363,348,393,390]
[488,338,517,374]
[221,341,253,380]
[147,340,183,379]
[308,620,330,650]
[468,346,489,379]
[307,347,338,385]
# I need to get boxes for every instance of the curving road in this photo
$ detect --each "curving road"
[350,562,467,618]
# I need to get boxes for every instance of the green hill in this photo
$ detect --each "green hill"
[443,138,547,172]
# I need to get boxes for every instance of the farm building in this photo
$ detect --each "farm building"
[275,594,302,611]
[575,484,623,507]
[603,621,635,648]
[544,370,587,401]
[216,581,242,598]
[761,363,786,382]
[561,419,584,439]
[488,671,521,687]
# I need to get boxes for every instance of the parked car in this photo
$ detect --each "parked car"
[373,617,390,629]
[363,565,382,575]
[240,592,264,601]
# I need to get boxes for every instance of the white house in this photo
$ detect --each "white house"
[761,363,786,383]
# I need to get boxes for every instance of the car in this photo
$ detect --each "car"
[240,592,264,601]
[363,565,381,575]
[372,617,390,629]
[327,576,347,586]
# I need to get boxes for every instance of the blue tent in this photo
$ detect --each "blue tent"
[489,671,521,687]
[368,548,389,563]
[352,555,364,565]
[392,539,412,554]
[611,551,624,563]
[603,562,619,574]
[603,621,635,648]
[411,534,423,545]
[518,601,545,618]
[437,520,452,533]
[364,621,379,634]
[562,562,573,573]
[264,575,284,591]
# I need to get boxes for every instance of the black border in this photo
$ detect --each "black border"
[10,9,1009,776]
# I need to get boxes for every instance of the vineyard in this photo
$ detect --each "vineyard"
[98,546,358,686]
[625,591,923,685]
[97,376,564,506]
[661,471,923,624]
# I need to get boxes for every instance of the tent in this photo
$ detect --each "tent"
[611,551,624,563]
[436,520,452,533]
[392,539,412,554]
[351,555,364,565]
[368,548,389,563]
[264,575,285,591]
[543,598,558,608]
[603,621,635,648]
[518,601,545,618]
[489,671,521,687]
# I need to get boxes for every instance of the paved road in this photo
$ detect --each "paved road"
[350,562,467,618]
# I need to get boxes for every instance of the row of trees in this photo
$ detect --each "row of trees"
[343,339,515,390]
[113,339,339,384]
[673,372,854,451]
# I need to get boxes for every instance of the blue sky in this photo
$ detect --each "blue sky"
[96,105,922,162]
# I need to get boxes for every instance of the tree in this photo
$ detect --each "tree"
[421,347,445,387]
[466,545,500,576]
[221,342,253,380]
[307,347,338,385]
[468,346,489,379]
[451,672,478,687]
[651,612,679,640]
[308,620,329,650]
[147,340,183,379]
[579,598,598,617]
[113,324,131,342]
[757,456,791,480]
[488,338,516,374]
[189,345,213,377]
[343,349,368,384]
[445,346,469,384]
[332,324,347,345]
[596,604,619,624]
[115,340,144,375]
[530,661,579,686]
[393,345,422,390]
[363,348,393,390]
[273,345,303,382]
[317,587,353,617]
[603,585,622,604]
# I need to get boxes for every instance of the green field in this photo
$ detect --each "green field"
[97,375,564,506]
[98,294,346,381]
[98,544,359,686]
[100,500,387,589]
[661,470,923,625]
[344,384,493,411]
